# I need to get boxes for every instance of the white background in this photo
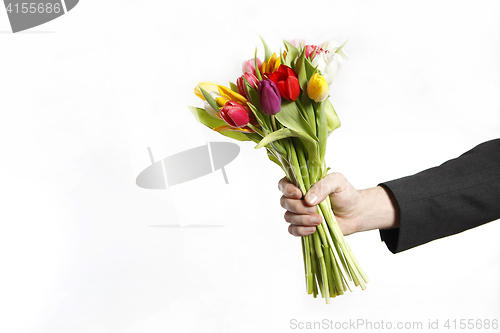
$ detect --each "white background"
[1,1,499,332]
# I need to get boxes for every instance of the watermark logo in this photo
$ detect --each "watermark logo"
[3,0,79,33]
[136,141,240,189]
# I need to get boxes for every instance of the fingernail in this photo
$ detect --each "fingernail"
[307,227,316,234]
[306,193,318,205]
[311,216,321,224]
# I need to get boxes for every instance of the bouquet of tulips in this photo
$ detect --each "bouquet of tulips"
[188,37,368,303]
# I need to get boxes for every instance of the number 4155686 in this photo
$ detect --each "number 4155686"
[5,3,61,14]
[444,319,498,330]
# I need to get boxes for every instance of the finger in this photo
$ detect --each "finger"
[304,172,346,206]
[280,195,318,214]
[288,224,316,237]
[278,177,302,199]
[284,211,322,226]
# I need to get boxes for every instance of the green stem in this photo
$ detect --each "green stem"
[312,231,330,304]
[270,114,277,132]
[246,123,264,137]
[304,235,313,294]
[319,197,367,289]
[310,239,323,298]
[293,138,311,190]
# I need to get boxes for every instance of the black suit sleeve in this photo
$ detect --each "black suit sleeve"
[379,139,500,253]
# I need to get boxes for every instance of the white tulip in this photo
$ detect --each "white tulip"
[322,39,349,61]
[309,40,348,85]
[312,51,344,85]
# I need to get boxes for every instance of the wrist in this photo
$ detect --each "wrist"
[358,186,399,232]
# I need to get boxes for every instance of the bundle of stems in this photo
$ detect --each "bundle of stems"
[260,103,369,304]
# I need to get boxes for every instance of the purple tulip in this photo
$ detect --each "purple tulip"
[258,79,281,115]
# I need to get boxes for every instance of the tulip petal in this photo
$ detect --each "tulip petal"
[285,76,300,101]
[227,108,250,128]
[216,97,229,107]
[194,82,220,100]
[218,85,248,104]
[213,125,254,133]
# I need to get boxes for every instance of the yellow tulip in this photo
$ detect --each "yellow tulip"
[194,82,220,100]
[195,82,247,107]
[216,96,229,107]
[307,73,329,102]
[217,85,248,105]
[261,53,281,74]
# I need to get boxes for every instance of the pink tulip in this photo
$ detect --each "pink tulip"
[304,44,328,60]
[236,72,259,99]
[219,101,250,128]
[288,39,305,48]
[242,58,263,76]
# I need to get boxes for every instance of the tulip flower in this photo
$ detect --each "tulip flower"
[307,73,329,102]
[311,51,344,85]
[322,39,349,62]
[288,38,305,48]
[268,65,300,102]
[242,58,262,76]
[311,40,348,85]
[194,82,220,100]
[258,79,281,115]
[219,101,250,128]
[261,53,281,75]
[194,82,224,118]
[218,85,248,105]
[304,44,327,60]
[237,72,259,99]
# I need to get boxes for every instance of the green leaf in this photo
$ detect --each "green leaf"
[198,86,220,115]
[188,106,251,141]
[324,100,341,134]
[335,40,349,54]
[280,48,285,66]
[255,128,318,157]
[246,133,262,143]
[294,50,308,92]
[245,82,272,132]
[283,40,299,67]
[275,101,318,141]
[259,35,272,62]
[229,81,239,94]
[305,56,317,80]
[247,102,271,135]
[267,149,283,167]
[254,48,262,80]
[315,101,327,160]
[297,94,316,135]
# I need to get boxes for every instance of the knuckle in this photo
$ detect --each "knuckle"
[278,177,287,192]
[279,196,287,209]
[284,184,295,197]
[283,211,291,222]
[326,172,341,180]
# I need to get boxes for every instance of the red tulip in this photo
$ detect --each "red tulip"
[236,72,259,99]
[268,65,300,102]
[219,101,250,128]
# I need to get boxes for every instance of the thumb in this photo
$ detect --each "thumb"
[304,173,345,206]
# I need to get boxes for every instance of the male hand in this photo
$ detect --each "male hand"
[278,173,399,236]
